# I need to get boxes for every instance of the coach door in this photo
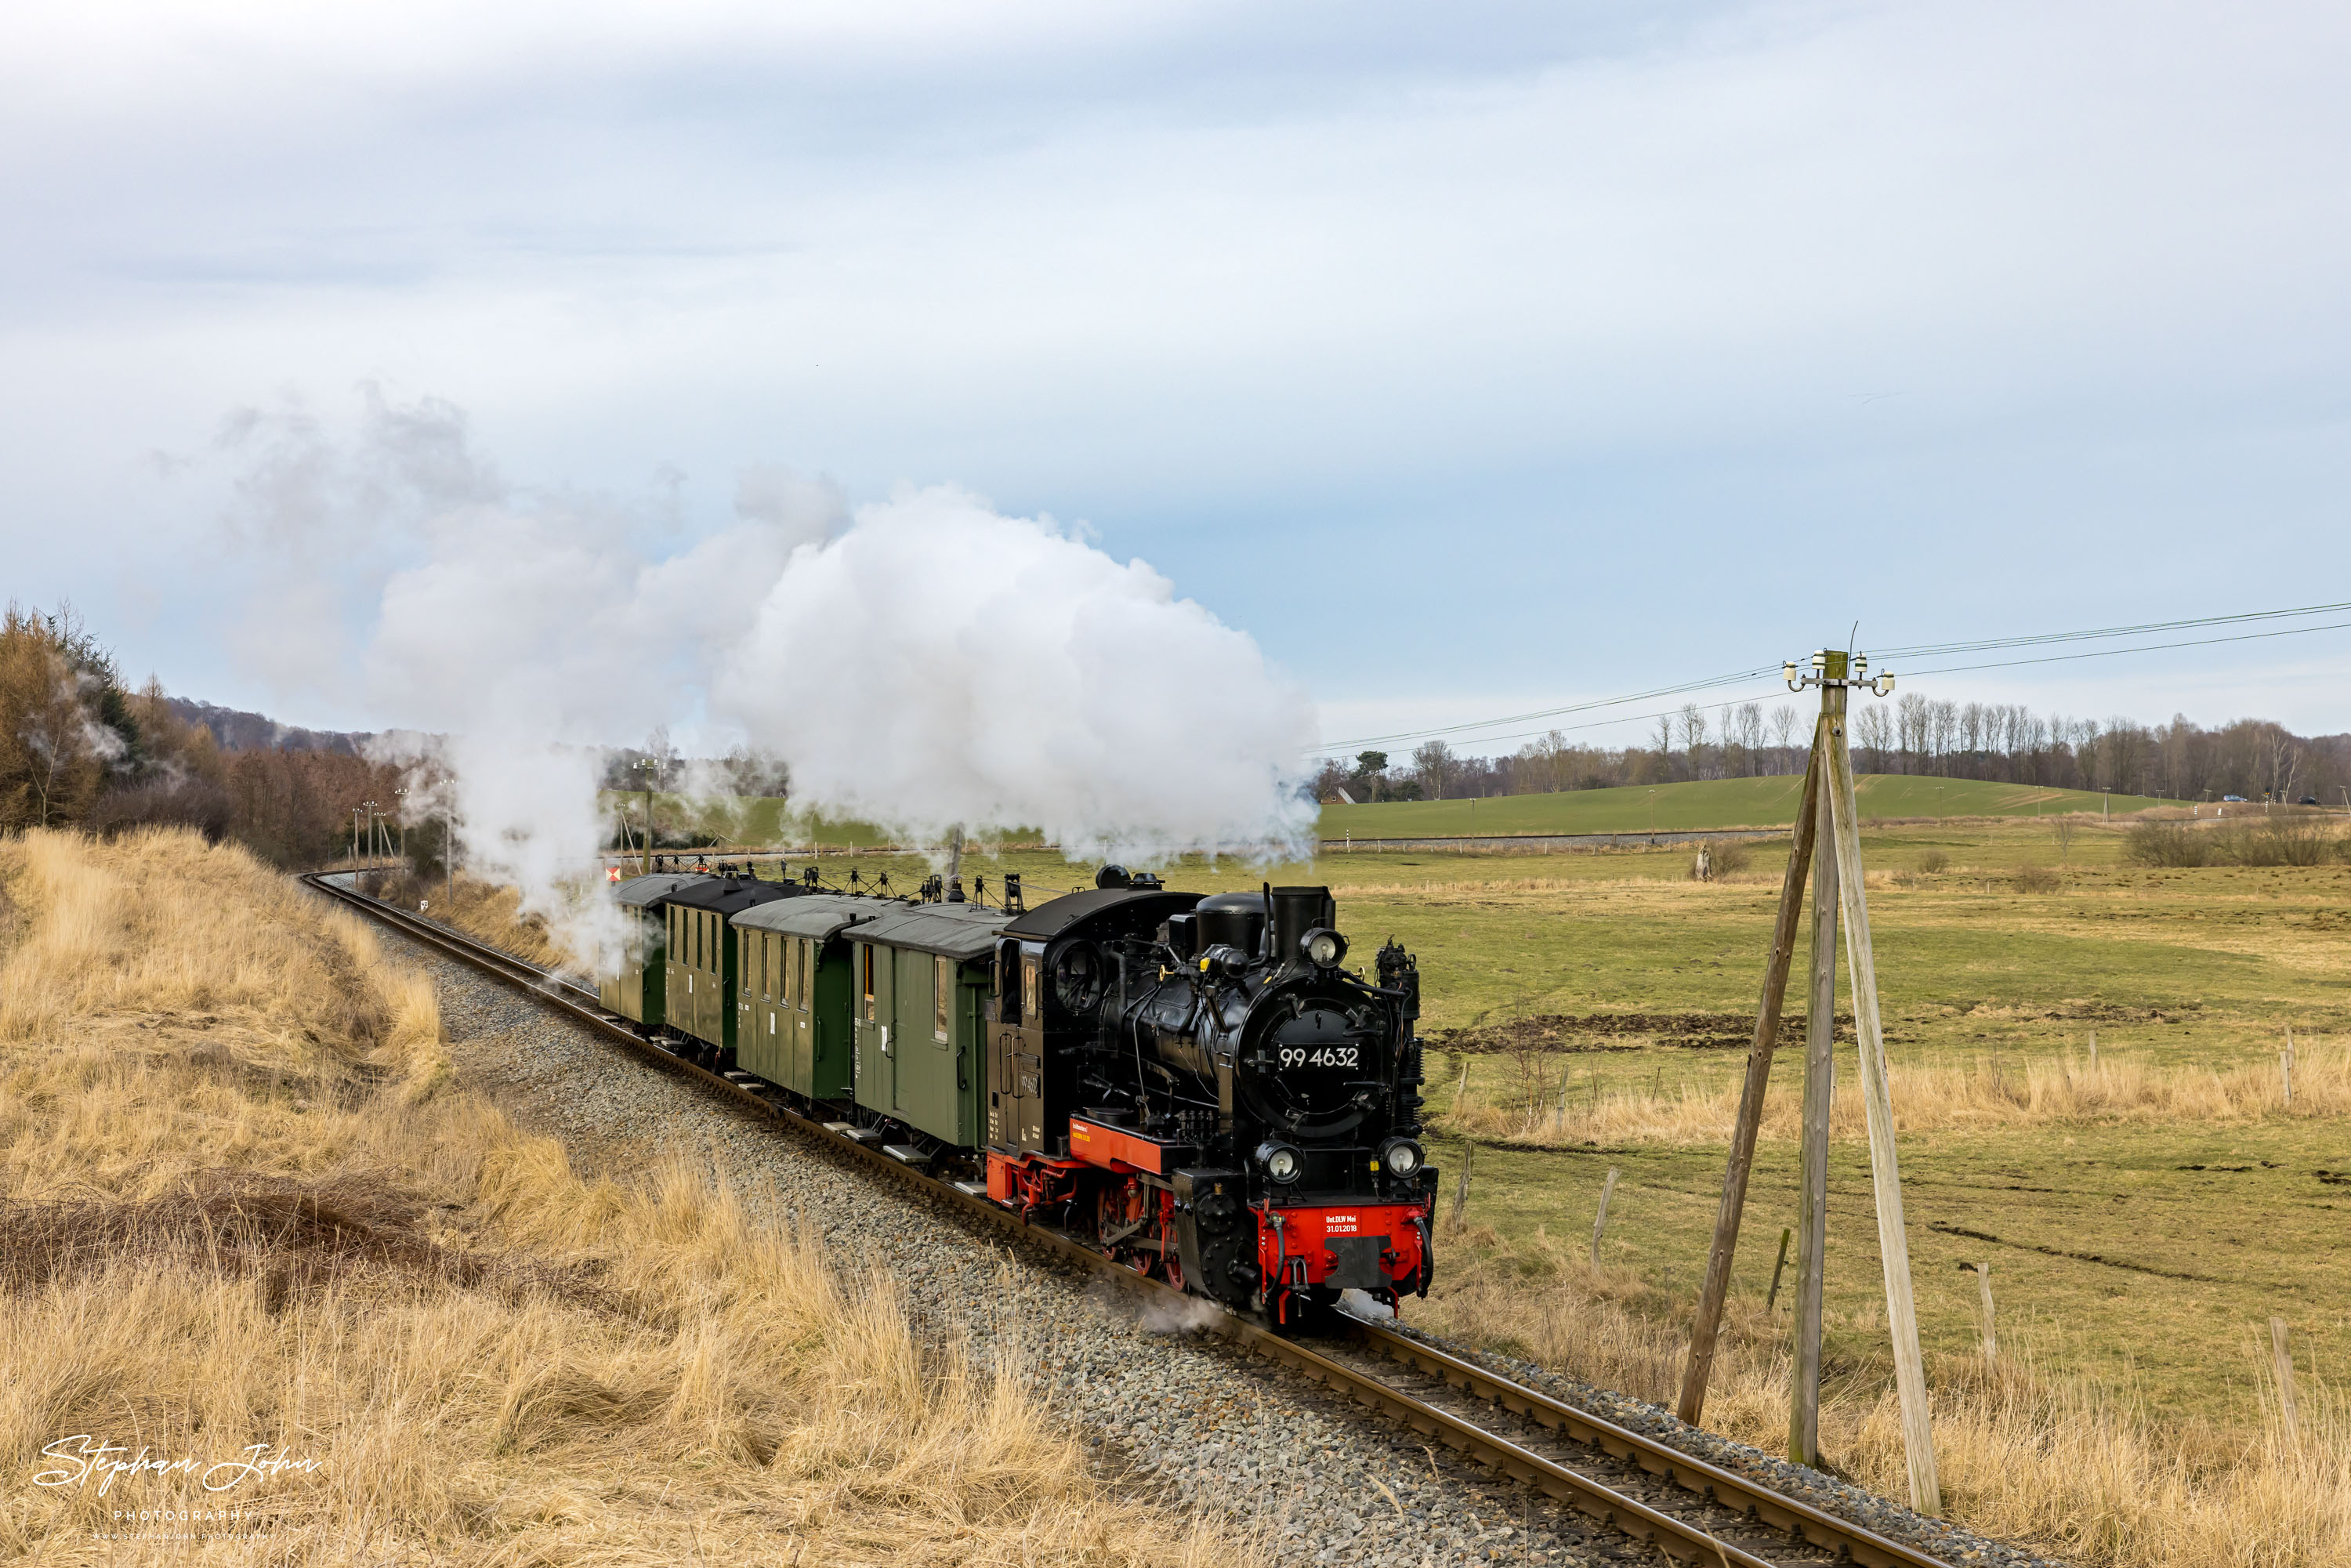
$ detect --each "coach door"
[853,941,897,1114]
[990,940,1048,1153]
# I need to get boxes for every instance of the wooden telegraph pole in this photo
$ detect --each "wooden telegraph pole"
[1676,647,1940,1515]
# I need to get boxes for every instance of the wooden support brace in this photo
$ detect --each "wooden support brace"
[1824,707,1941,1516]
[1677,734,1824,1425]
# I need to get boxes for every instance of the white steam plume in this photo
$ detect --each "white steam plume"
[712,486,1317,862]
[214,392,1317,969]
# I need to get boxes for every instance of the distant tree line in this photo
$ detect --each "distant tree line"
[0,606,792,872]
[0,605,412,867]
[1318,695,2350,807]
[599,733,792,799]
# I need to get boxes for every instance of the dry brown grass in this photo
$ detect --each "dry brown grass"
[0,829,1251,1566]
[1447,1041,2351,1146]
[1422,1226,2351,1568]
[356,865,572,972]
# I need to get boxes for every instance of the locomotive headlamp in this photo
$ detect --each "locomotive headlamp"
[1302,927,1347,967]
[1378,1138,1424,1179]
[1256,1142,1303,1184]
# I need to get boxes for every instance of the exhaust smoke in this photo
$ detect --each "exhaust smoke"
[212,392,1317,968]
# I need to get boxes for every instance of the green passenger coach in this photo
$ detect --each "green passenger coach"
[730,894,873,1100]
[596,872,710,1029]
[661,874,801,1069]
[847,903,1012,1148]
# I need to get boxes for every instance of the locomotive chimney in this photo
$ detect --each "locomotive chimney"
[1270,886,1335,969]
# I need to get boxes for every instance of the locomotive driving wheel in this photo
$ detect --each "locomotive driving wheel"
[1094,1179,1149,1272]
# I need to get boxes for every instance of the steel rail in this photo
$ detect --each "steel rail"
[306,872,1950,1568]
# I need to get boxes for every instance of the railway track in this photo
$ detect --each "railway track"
[307,871,1958,1568]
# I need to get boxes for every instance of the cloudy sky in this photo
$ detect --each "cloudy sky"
[7,0,2349,757]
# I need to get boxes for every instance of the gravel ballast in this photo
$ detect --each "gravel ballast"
[389,927,2060,1568]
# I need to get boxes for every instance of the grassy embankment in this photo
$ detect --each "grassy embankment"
[722,798,2349,1566]
[0,829,1247,1566]
[598,775,2175,853]
[1318,775,2174,838]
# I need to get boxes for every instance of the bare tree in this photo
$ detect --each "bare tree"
[1411,739,1458,800]
[1770,704,1799,772]
[1677,703,1708,780]
[1853,703,1893,772]
[1726,702,1763,777]
[1895,690,1929,773]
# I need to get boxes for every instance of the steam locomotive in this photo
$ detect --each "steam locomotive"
[600,864,1436,1327]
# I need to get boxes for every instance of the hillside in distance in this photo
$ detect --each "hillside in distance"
[1318,775,2175,838]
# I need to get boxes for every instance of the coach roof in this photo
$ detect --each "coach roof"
[732,894,876,943]
[665,876,802,918]
[611,872,712,909]
[847,902,1014,961]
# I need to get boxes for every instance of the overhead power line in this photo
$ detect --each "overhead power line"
[1313,599,2351,757]
[1873,599,2351,661]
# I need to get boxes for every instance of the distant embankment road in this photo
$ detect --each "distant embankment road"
[1321,827,1788,853]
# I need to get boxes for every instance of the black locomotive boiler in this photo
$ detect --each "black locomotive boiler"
[986,875,1436,1325]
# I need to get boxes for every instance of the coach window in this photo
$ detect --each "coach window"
[934,955,951,1042]
[861,946,876,1021]
[798,939,810,1011]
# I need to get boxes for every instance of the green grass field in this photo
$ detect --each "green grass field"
[1317,774,2174,839]
[607,773,2179,853]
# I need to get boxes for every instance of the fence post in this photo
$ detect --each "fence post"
[2272,1316,2301,1447]
[2088,1028,2097,1068]
[1447,1142,1476,1234]
[2283,1027,2295,1107]
[1591,1167,1620,1269]
[1766,1226,1794,1311]
[1978,1262,1997,1371]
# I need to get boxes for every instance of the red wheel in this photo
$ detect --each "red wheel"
[1161,1252,1186,1292]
